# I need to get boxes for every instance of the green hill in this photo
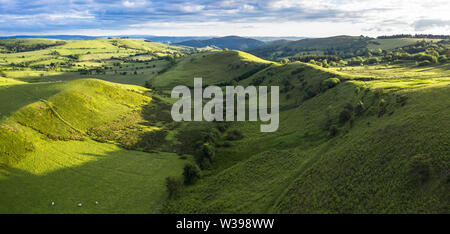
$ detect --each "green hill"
[0,79,186,213]
[176,36,265,51]
[0,38,66,53]
[249,36,440,60]
[149,50,272,90]
[0,38,449,214]
[159,58,449,213]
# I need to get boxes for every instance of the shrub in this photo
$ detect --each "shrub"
[226,130,244,141]
[339,109,352,124]
[355,101,364,116]
[408,155,431,186]
[418,60,431,66]
[396,95,408,106]
[377,99,388,117]
[303,85,317,100]
[339,103,354,124]
[280,58,290,64]
[203,128,221,145]
[344,103,354,112]
[166,176,184,198]
[374,88,384,99]
[136,130,168,152]
[367,57,380,64]
[183,163,201,185]
[328,125,338,137]
[144,80,153,89]
[200,143,215,160]
[221,141,232,147]
[198,157,212,170]
[196,141,217,169]
[321,78,341,90]
[438,55,447,63]
[217,122,230,132]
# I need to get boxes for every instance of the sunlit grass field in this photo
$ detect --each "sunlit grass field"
[0,77,186,213]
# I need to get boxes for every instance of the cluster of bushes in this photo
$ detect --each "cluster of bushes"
[308,59,347,67]
[225,130,244,141]
[218,64,270,86]
[377,34,450,39]
[321,78,340,91]
[166,124,245,197]
[384,51,441,64]
[142,98,173,124]
[175,124,221,169]
[135,130,169,153]
[249,75,266,86]
[339,103,354,124]
[0,40,66,53]
[165,162,202,198]
[291,55,342,63]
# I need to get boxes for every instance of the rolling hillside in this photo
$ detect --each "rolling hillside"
[249,36,440,60]
[176,36,265,51]
[0,38,449,214]
[151,53,450,213]
[0,79,186,213]
[148,50,272,89]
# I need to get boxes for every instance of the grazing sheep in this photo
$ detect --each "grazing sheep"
[77,203,82,207]
[51,201,55,206]
[95,201,99,205]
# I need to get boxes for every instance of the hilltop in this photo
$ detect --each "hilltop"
[148,50,272,89]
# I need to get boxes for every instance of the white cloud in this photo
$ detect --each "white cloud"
[123,1,135,7]
[1,0,450,36]
[180,5,205,13]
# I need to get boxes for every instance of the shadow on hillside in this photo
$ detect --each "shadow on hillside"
[0,147,183,214]
[0,82,64,117]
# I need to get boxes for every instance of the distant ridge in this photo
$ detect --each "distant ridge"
[0,35,213,43]
[0,35,307,44]
[175,36,266,51]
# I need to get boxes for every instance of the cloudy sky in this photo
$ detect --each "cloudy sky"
[0,0,449,37]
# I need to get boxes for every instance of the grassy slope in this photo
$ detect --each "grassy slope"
[250,36,368,57]
[367,38,442,50]
[0,79,185,213]
[250,36,440,59]
[150,50,272,89]
[0,140,184,214]
[161,58,450,213]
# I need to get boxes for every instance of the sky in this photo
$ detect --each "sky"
[0,0,449,37]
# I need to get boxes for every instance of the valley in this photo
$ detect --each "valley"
[0,36,449,214]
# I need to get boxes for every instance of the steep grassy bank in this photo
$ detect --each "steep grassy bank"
[160,60,449,213]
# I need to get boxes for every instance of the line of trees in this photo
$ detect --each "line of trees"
[377,34,450,39]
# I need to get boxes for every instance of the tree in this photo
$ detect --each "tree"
[280,58,290,64]
[166,176,184,198]
[183,163,201,185]
[339,103,354,124]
